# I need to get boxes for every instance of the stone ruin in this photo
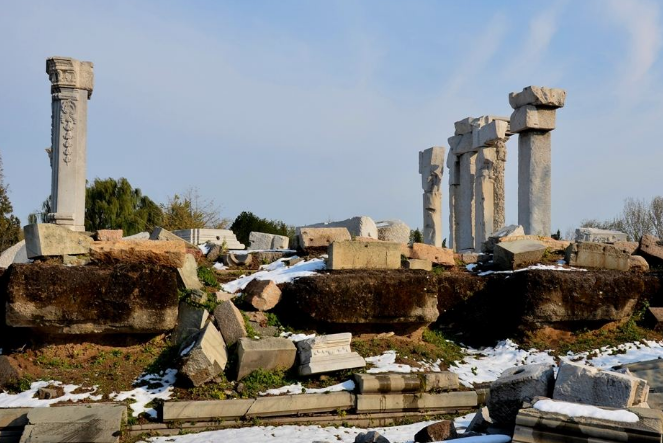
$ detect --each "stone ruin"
[437,85,566,251]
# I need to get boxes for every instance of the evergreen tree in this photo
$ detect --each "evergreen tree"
[0,153,21,253]
[85,177,163,236]
[409,228,423,244]
[230,211,293,246]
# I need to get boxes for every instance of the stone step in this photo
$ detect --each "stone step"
[245,392,355,418]
[162,399,255,421]
[354,372,459,394]
[355,391,477,413]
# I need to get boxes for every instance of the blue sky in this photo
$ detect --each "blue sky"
[1,0,662,238]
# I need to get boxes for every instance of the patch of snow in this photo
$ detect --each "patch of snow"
[568,340,663,369]
[261,258,288,271]
[230,249,297,255]
[198,244,210,255]
[478,263,586,276]
[141,420,440,443]
[454,412,476,432]
[0,381,102,408]
[260,380,355,396]
[110,369,178,418]
[451,437,511,443]
[365,350,416,373]
[466,264,478,271]
[213,262,227,270]
[222,258,326,293]
[280,332,316,342]
[180,341,196,356]
[450,339,555,387]
[534,399,639,423]
[556,259,566,265]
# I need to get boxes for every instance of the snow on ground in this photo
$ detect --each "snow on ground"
[141,420,441,443]
[222,258,326,293]
[477,263,586,277]
[0,380,102,408]
[564,340,663,368]
[534,399,639,423]
[110,369,178,418]
[260,379,355,396]
[365,350,420,373]
[212,262,227,270]
[450,339,555,387]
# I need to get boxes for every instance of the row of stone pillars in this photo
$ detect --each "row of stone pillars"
[419,86,565,251]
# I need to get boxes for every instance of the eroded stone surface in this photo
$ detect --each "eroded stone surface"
[214,300,247,346]
[298,227,351,249]
[180,322,227,387]
[243,279,282,311]
[566,242,630,271]
[296,333,366,375]
[493,239,546,270]
[575,227,628,243]
[236,337,297,380]
[328,241,402,270]
[24,223,92,258]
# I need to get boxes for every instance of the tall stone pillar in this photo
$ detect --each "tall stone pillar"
[447,152,460,250]
[473,118,510,249]
[509,86,565,237]
[448,117,477,251]
[46,57,94,232]
[419,147,445,247]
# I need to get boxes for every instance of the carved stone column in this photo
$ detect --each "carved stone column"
[509,86,565,237]
[447,152,460,250]
[46,57,94,231]
[473,118,510,250]
[418,146,445,247]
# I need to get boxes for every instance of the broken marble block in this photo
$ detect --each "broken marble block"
[575,227,628,244]
[493,239,546,270]
[553,360,648,408]
[172,301,209,345]
[487,363,555,425]
[213,300,247,346]
[243,279,282,311]
[24,223,92,258]
[179,322,228,387]
[236,337,297,380]
[296,333,366,376]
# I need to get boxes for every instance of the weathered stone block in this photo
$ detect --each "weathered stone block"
[5,263,179,334]
[614,241,639,254]
[640,234,663,263]
[448,132,474,155]
[454,116,476,135]
[509,85,566,109]
[474,120,510,148]
[173,228,245,249]
[123,231,149,240]
[24,223,92,259]
[0,240,28,269]
[172,301,209,345]
[466,406,493,434]
[302,216,378,239]
[575,227,628,243]
[0,355,24,388]
[162,399,255,421]
[413,420,457,442]
[509,105,556,133]
[404,258,432,271]
[245,392,354,417]
[328,241,401,270]
[553,360,648,408]
[20,404,126,443]
[630,255,650,272]
[646,307,663,332]
[281,270,439,334]
[178,253,203,290]
[410,243,454,266]
[248,232,290,250]
[487,363,555,425]
[90,240,187,268]
[354,372,458,394]
[298,227,351,249]
[236,337,297,380]
[214,300,247,346]
[355,391,477,413]
[244,279,282,311]
[296,333,365,376]
[566,242,630,271]
[223,252,253,267]
[95,229,123,241]
[376,220,411,243]
[150,227,196,247]
[493,239,546,270]
[481,225,525,253]
[355,430,390,443]
[180,322,228,387]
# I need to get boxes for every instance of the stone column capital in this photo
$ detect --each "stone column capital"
[46,56,94,98]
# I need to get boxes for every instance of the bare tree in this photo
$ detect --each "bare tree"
[621,198,653,241]
[650,196,663,239]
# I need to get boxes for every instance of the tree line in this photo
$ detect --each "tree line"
[574,197,663,241]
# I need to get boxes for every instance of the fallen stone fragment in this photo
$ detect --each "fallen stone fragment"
[243,279,282,311]
[640,234,663,264]
[566,242,630,271]
[328,240,402,270]
[0,240,28,269]
[90,239,187,268]
[216,291,235,303]
[355,391,477,413]
[20,404,126,443]
[206,243,223,262]
[248,232,289,250]
[493,239,546,270]
[353,372,459,394]
[487,363,555,425]
[24,223,92,259]
[376,220,411,244]
[180,322,228,387]
[509,85,566,109]
[403,258,432,271]
[413,420,457,442]
[245,392,354,418]
[614,241,639,255]
[223,252,253,267]
[354,430,390,443]
[0,355,24,389]
[575,227,628,243]
[296,333,366,376]
[298,227,351,249]
[409,243,454,266]
[189,289,208,305]
[482,225,525,253]
[178,253,203,290]
[630,255,650,272]
[466,406,493,434]
[553,360,648,408]
[172,301,209,345]
[95,229,123,241]
[236,337,297,380]
[214,300,247,346]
